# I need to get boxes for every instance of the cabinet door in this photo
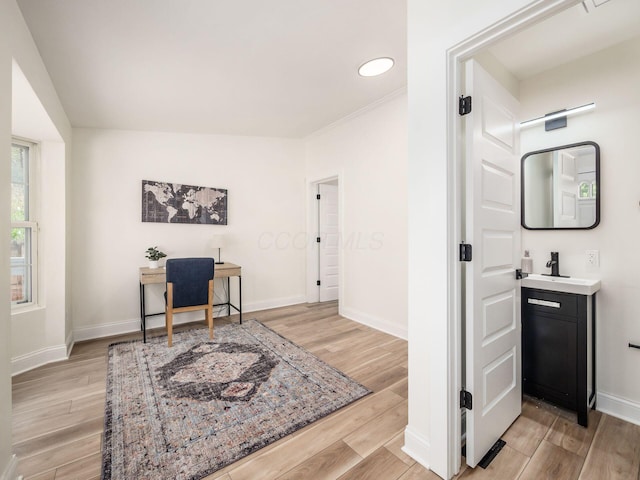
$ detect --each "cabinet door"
[523,311,577,409]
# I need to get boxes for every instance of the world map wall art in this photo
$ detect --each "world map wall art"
[142,180,228,225]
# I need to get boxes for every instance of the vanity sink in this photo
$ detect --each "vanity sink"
[521,274,601,295]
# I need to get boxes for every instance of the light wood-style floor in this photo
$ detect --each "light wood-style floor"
[11,302,640,480]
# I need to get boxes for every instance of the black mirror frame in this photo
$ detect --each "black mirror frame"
[521,141,600,230]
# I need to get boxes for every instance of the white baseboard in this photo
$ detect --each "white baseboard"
[402,426,432,471]
[597,391,640,426]
[11,343,69,376]
[340,306,407,340]
[73,295,307,342]
[66,331,75,358]
[243,295,307,314]
[0,454,18,480]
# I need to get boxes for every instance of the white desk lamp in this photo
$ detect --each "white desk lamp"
[210,234,226,265]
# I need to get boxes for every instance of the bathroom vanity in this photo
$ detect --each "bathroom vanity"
[521,275,600,427]
[520,142,602,427]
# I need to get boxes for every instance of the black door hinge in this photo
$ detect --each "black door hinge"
[459,95,472,116]
[459,243,472,262]
[316,237,321,243]
[460,390,473,410]
[316,280,321,286]
[316,194,321,200]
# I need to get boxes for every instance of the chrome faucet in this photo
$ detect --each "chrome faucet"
[545,252,560,277]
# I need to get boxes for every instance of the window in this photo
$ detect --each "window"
[579,182,590,199]
[11,140,38,306]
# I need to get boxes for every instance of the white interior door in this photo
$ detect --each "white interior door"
[464,60,521,468]
[319,183,339,302]
[553,150,579,228]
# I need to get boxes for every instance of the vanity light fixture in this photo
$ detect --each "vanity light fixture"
[520,102,596,130]
[358,57,394,77]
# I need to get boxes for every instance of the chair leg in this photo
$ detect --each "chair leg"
[208,279,214,340]
[206,305,213,340]
[167,282,174,347]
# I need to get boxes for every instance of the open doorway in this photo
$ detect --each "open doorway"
[449,0,640,475]
[307,176,340,305]
[317,180,339,302]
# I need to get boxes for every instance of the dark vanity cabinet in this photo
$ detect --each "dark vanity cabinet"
[522,287,595,426]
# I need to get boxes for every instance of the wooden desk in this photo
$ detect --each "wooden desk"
[139,262,242,342]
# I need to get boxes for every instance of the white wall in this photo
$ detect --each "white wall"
[71,129,306,340]
[10,140,69,374]
[0,0,72,475]
[406,1,573,478]
[10,60,70,375]
[0,2,13,475]
[304,91,408,339]
[520,36,640,423]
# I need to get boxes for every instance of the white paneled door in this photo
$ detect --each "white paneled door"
[553,149,579,228]
[463,60,521,468]
[319,183,339,302]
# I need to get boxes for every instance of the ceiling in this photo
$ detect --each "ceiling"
[16,0,640,139]
[488,0,640,80]
[17,0,407,138]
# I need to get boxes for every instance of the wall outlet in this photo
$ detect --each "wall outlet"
[586,250,599,267]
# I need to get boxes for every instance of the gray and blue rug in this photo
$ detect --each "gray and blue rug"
[101,319,370,480]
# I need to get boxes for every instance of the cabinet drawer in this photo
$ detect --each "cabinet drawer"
[523,288,577,318]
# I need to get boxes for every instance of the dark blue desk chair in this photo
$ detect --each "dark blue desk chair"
[165,258,215,347]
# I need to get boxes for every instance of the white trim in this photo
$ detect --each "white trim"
[243,295,307,314]
[597,391,640,426]
[10,139,39,309]
[402,426,431,471]
[0,455,18,480]
[341,306,407,340]
[306,180,322,304]
[305,174,344,305]
[66,330,75,358]
[73,318,143,342]
[72,295,307,342]
[9,303,44,315]
[444,1,580,478]
[304,87,407,141]
[11,343,68,376]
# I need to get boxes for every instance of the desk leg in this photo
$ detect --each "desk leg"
[140,283,147,343]
[227,277,231,317]
[239,275,242,324]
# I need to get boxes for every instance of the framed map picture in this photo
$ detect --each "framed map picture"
[142,180,228,225]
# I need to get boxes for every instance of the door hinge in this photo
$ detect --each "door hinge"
[459,95,472,116]
[316,237,321,243]
[316,280,321,286]
[460,390,473,410]
[316,194,321,200]
[459,243,472,262]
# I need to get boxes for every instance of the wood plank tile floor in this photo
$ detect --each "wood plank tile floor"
[11,301,640,479]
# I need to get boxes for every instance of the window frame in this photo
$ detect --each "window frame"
[11,138,39,309]
[578,181,591,199]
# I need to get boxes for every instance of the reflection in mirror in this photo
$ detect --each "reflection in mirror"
[522,141,600,229]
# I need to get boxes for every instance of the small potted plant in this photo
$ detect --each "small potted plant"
[145,246,167,269]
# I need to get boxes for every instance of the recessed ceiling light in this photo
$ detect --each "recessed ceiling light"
[358,57,394,77]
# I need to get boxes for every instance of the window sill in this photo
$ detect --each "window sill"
[11,304,44,317]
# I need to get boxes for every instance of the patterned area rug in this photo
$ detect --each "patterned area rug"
[102,320,370,480]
